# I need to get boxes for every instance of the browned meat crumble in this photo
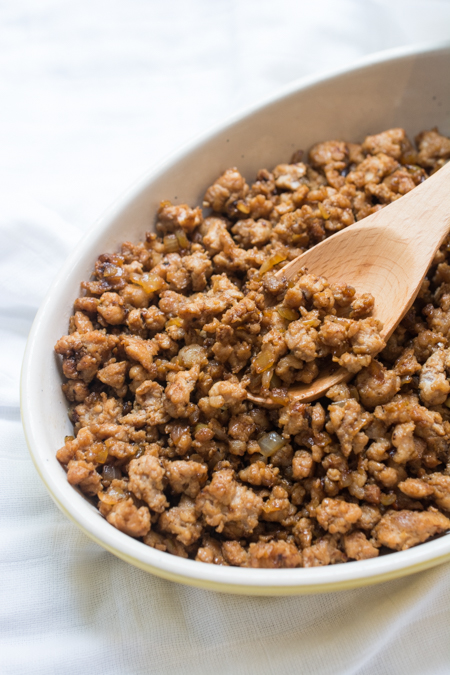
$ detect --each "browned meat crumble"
[56,127,450,568]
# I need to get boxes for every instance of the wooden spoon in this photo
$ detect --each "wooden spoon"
[248,160,450,406]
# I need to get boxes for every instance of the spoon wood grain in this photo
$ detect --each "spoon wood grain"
[248,160,450,406]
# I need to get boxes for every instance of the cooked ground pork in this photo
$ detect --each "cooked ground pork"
[56,126,450,568]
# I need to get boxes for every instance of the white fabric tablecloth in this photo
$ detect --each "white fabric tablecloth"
[1,2,450,673]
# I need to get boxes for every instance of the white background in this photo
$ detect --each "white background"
[1,1,450,673]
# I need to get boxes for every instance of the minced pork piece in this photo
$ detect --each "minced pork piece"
[55,126,450,568]
[372,509,450,551]
[106,498,151,538]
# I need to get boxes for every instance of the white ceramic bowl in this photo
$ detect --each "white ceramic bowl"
[21,42,450,595]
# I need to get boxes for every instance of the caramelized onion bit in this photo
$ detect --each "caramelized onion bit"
[236,201,250,214]
[175,229,189,249]
[318,202,330,220]
[98,485,127,505]
[259,252,287,276]
[302,317,321,328]
[270,372,282,389]
[102,465,122,481]
[166,317,184,328]
[291,233,309,246]
[277,306,299,321]
[253,350,276,374]
[258,431,285,457]
[130,272,165,294]
[85,443,108,464]
[102,263,123,278]
[164,233,180,253]
[261,367,274,391]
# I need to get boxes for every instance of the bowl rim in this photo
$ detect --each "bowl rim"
[21,39,450,594]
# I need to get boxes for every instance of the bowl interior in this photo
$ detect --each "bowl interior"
[22,43,450,593]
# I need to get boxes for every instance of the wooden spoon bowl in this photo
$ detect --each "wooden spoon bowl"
[248,160,450,406]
